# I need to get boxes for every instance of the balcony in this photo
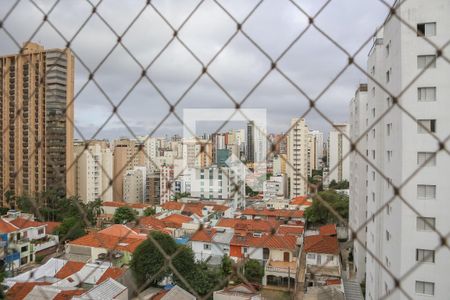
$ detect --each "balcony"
[265,258,297,276]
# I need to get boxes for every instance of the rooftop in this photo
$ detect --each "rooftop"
[241,208,304,218]
[304,235,339,255]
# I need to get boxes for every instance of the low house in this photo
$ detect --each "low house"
[4,258,126,300]
[216,218,280,234]
[240,208,304,223]
[150,285,195,300]
[304,234,341,288]
[66,224,146,265]
[213,283,261,300]
[0,212,60,270]
[190,228,233,264]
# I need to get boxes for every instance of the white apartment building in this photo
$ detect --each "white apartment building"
[74,141,113,203]
[309,130,324,172]
[123,166,146,203]
[327,123,350,183]
[349,84,368,284]
[350,1,450,299]
[137,136,160,172]
[287,118,309,197]
[189,165,245,210]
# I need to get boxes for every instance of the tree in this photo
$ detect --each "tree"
[54,216,86,242]
[112,206,137,224]
[131,231,179,285]
[86,198,104,223]
[181,263,222,296]
[221,254,232,277]
[143,207,156,216]
[243,259,264,284]
[304,190,349,225]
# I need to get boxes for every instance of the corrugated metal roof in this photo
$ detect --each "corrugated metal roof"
[343,277,364,300]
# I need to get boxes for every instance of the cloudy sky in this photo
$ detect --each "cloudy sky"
[0,0,394,139]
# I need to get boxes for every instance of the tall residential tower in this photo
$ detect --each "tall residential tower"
[0,42,74,205]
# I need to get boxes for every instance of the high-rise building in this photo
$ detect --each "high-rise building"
[74,140,113,203]
[309,130,324,170]
[123,166,146,203]
[246,121,255,163]
[349,84,368,284]
[0,42,74,205]
[112,138,145,200]
[327,123,350,183]
[350,1,450,299]
[287,118,309,197]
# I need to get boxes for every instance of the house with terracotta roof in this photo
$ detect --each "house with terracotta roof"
[190,228,233,264]
[161,201,233,221]
[216,218,280,234]
[240,208,305,222]
[66,224,146,265]
[0,211,60,270]
[102,201,154,219]
[304,234,341,288]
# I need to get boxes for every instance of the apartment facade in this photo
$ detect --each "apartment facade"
[350,1,450,299]
[74,140,113,203]
[349,84,368,284]
[112,138,145,200]
[287,118,309,197]
[327,123,350,183]
[123,166,146,203]
[0,42,75,205]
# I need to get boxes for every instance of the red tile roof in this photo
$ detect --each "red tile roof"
[319,224,337,236]
[98,224,144,239]
[230,233,297,250]
[162,201,229,216]
[241,208,304,218]
[161,201,183,211]
[277,225,304,235]
[190,228,217,242]
[139,216,166,230]
[326,279,341,286]
[161,214,192,228]
[55,261,85,279]
[69,232,145,253]
[304,235,339,255]
[102,201,151,209]
[6,282,51,300]
[216,218,279,233]
[42,221,61,234]
[96,268,125,284]
[0,218,19,233]
[290,196,310,205]
[9,217,45,229]
[53,289,85,300]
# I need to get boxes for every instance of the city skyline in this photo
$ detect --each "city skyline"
[0,0,394,139]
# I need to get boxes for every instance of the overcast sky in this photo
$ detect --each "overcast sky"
[0,0,394,140]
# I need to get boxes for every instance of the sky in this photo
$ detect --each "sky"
[0,0,395,140]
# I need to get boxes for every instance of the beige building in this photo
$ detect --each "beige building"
[0,42,74,205]
[74,140,113,203]
[287,118,309,197]
[182,139,213,169]
[112,138,145,201]
[123,166,146,203]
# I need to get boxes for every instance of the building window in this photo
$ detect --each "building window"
[203,243,211,250]
[307,253,316,259]
[417,119,436,133]
[386,97,392,107]
[21,245,28,252]
[386,123,392,136]
[418,87,436,102]
[416,249,435,263]
[417,152,436,166]
[372,150,375,159]
[417,217,436,231]
[372,128,375,138]
[386,230,390,241]
[387,150,393,162]
[372,87,375,96]
[417,184,436,200]
[417,55,436,69]
[38,228,44,235]
[415,281,434,296]
[386,70,390,83]
[385,42,390,56]
[417,22,436,37]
